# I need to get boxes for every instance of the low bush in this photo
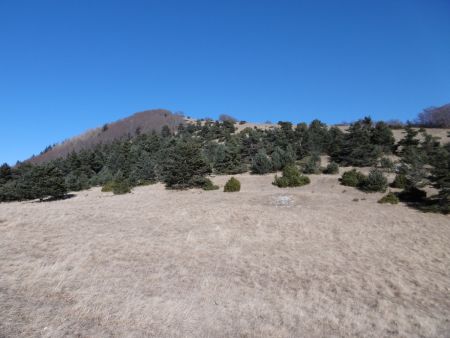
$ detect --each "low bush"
[378,192,399,204]
[224,177,241,192]
[273,164,310,188]
[302,154,321,174]
[112,180,131,195]
[359,169,388,193]
[201,178,219,191]
[340,169,366,187]
[379,157,395,172]
[323,162,339,174]
[101,181,114,192]
[101,172,131,195]
[391,174,408,189]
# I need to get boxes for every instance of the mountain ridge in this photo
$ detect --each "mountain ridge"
[28,109,186,164]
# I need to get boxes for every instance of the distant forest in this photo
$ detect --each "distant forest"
[0,105,449,213]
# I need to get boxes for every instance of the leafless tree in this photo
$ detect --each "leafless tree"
[416,104,450,128]
[219,114,238,123]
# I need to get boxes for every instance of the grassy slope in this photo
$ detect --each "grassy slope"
[1,172,449,337]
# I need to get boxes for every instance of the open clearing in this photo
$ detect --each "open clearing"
[1,173,449,337]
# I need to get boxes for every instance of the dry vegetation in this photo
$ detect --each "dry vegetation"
[1,173,449,337]
[29,109,185,164]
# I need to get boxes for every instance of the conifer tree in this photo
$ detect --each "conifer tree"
[0,163,12,185]
[271,147,285,171]
[17,164,67,201]
[429,145,450,212]
[305,119,329,154]
[371,121,395,153]
[213,141,245,174]
[161,139,211,189]
[251,149,273,174]
[129,151,156,185]
[327,126,345,158]
[294,122,308,159]
[397,124,420,151]
[332,117,382,166]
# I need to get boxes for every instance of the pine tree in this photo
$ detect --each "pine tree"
[0,163,12,185]
[429,145,450,212]
[271,147,284,171]
[65,170,90,192]
[327,126,345,158]
[371,121,395,153]
[305,119,329,154]
[251,149,273,174]
[213,141,245,174]
[16,164,67,201]
[294,122,308,159]
[332,117,382,166]
[400,145,429,189]
[129,151,156,185]
[161,139,211,189]
[271,145,296,171]
[397,124,420,151]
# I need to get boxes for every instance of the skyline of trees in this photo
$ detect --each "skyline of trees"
[0,116,449,213]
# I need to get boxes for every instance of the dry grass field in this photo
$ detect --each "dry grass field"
[1,172,449,337]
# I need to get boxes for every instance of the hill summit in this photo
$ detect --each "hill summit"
[28,109,185,164]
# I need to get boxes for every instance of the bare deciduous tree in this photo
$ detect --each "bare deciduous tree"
[219,114,238,123]
[416,104,450,128]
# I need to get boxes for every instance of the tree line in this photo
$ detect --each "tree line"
[0,117,448,213]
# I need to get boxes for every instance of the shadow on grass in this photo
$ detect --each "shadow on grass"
[38,194,77,203]
[396,189,449,215]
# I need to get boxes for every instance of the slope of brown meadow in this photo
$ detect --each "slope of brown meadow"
[1,173,449,337]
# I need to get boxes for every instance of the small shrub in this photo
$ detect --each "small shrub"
[391,174,408,189]
[101,181,114,192]
[340,169,366,187]
[359,169,388,193]
[102,171,131,195]
[273,164,310,188]
[378,192,399,204]
[380,157,394,171]
[302,154,321,174]
[112,180,131,195]
[323,162,339,174]
[201,178,219,191]
[224,177,241,192]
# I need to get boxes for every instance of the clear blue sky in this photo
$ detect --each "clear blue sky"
[1,0,450,164]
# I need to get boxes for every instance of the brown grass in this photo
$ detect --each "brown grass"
[1,173,449,337]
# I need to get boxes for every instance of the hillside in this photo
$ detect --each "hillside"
[28,109,185,164]
[26,108,450,166]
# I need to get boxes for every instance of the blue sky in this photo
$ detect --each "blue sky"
[1,0,450,164]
